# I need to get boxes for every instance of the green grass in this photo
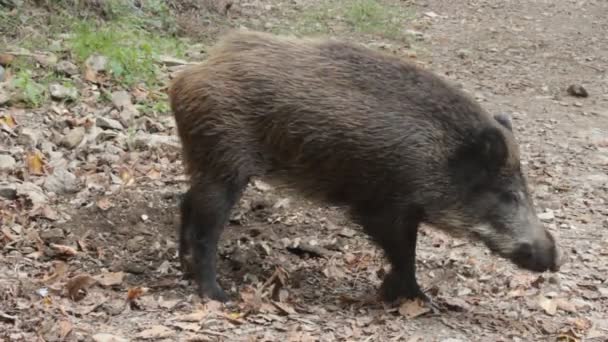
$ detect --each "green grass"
[70,21,185,87]
[10,69,47,108]
[286,0,412,39]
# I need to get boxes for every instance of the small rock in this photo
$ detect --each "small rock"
[0,87,9,105]
[17,128,40,147]
[43,167,79,194]
[0,182,17,199]
[126,236,145,252]
[0,53,15,66]
[55,60,79,76]
[133,133,180,150]
[456,49,470,59]
[424,11,439,18]
[49,83,78,101]
[92,333,129,342]
[60,127,85,149]
[156,55,190,67]
[404,29,426,41]
[586,173,608,185]
[34,52,58,67]
[538,210,555,221]
[0,154,16,171]
[39,228,65,242]
[0,65,5,82]
[16,182,47,205]
[85,54,108,72]
[111,90,133,109]
[96,116,124,130]
[567,84,588,98]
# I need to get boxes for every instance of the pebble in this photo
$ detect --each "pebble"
[49,83,78,101]
[456,49,471,59]
[133,133,180,150]
[55,60,79,76]
[538,210,555,221]
[96,116,124,130]
[85,54,108,72]
[43,166,79,194]
[0,154,16,171]
[16,182,48,205]
[0,182,17,199]
[567,84,588,98]
[17,128,40,148]
[39,228,65,242]
[0,86,9,105]
[0,65,5,82]
[60,127,85,149]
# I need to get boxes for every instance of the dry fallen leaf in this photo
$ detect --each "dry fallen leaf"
[0,114,17,129]
[537,294,557,316]
[58,320,73,340]
[65,274,97,301]
[174,310,207,322]
[30,205,59,221]
[96,197,114,211]
[127,287,148,301]
[555,298,577,313]
[94,272,125,287]
[50,243,78,256]
[91,333,129,342]
[118,167,135,186]
[136,325,175,339]
[41,260,68,284]
[84,65,98,83]
[398,298,431,319]
[26,150,45,175]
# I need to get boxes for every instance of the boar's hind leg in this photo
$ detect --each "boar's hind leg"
[357,208,425,303]
[180,175,246,302]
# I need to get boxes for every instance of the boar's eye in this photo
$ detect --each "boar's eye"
[499,191,518,203]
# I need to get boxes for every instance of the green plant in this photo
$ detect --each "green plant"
[344,0,406,38]
[70,21,185,87]
[11,70,46,108]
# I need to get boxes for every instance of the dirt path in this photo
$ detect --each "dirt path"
[1,0,607,341]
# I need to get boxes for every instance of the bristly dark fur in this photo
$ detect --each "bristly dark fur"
[169,30,560,304]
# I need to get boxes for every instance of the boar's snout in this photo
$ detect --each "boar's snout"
[509,230,562,272]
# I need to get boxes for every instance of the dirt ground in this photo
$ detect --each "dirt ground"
[1,0,607,341]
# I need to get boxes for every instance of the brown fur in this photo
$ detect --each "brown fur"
[169,30,559,304]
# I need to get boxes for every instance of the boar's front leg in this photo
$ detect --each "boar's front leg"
[355,206,427,303]
[180,176,246,302]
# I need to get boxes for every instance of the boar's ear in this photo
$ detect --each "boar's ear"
[494,113,513,131]
[450,126,509,184]
[475,126,509,171]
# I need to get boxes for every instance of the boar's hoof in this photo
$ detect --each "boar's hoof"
[198,281,229,302]
[379,270,426,303]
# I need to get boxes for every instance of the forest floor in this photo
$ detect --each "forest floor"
[1,0,607,341]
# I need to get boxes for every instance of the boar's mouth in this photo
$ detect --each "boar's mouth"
[468,225,561,273]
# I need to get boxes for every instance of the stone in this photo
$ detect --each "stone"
[85,54,108,73]
[16,182,47,205]
[96,116,124,130]
[133,133,180,151]
[60,127,85,149]
[0,65,5,82]
[43,166,79,194]
[0,154,16,171]
[567,84,588,98]
[39,228,64,242]
[49,83,78,101]
[17,128,40,148]
[0,182,17,199]
[55,60,79,76]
